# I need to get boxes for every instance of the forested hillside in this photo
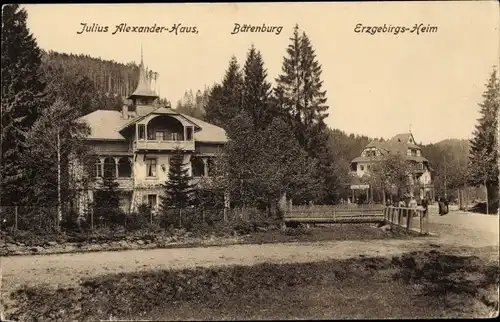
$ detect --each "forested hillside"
[422,139,471,201]
[174,88,211,120]
[40,50,164,116]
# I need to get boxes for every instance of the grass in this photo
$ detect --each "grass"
[7,249,499,321]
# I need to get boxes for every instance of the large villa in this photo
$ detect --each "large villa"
[73,56,228,215]
[350,133,435,201]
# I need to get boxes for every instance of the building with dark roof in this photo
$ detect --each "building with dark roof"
[350,132,434,201]
[73,54,227,214]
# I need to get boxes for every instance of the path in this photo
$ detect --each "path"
[0,211,498,294]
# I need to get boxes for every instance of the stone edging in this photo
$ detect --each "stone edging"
[0,235,245,257]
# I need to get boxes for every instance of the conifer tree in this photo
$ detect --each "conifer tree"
[274,24,333,202]
[93,176,122,226]
[205,56,243,131]
[160,147,195,210]
[1,4,47,206]
[24,98,91,225]
[468,68,499,213]
[241,44,273,130]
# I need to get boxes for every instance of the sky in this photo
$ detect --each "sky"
[23,2,499,145]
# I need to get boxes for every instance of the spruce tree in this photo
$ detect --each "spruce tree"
[242,44,273,130]
[93,176,122,226]
[468,68,499,213]
[160,147,195,210]
[205,56,243,132]
[1,4,47,205]
[274,24,333,202]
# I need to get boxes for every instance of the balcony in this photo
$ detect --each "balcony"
[134,139,195,152]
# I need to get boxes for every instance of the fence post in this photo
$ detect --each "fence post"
[419,209,423,234]
[424,208,429,234]
[150,210,153,225]
[179,208,182,228]
[90,207,94,230]
[406,208,412,230]
[14,206,18,230]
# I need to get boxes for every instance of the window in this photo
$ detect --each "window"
[418,163,424,170]
[90,157,102,178]
[207,158,215,177]
[103,157,116,178]
[186,127,193,141]
[367,165,371,170]
[146,158,157,177]
[155,131,164,141]
[147,194,157,209]
[360,165,365,171]
[191,157,205,177]
[138,125,146,140]
[118,157,132,177]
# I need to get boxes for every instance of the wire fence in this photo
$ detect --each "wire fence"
[0,206,58,233]
[0,205,278,234]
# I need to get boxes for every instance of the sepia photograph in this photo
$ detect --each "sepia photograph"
[0,2,499,321]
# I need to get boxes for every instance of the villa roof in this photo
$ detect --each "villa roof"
[78,109,227,143]
[351,133,427,163]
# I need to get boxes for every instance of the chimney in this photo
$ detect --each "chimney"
[122,104,128,119]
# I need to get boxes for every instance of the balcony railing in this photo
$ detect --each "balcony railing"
[134,139,195,151]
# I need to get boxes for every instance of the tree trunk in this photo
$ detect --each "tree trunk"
[457,188,462,210]
[57,131,62,231]
[485,180,489,215]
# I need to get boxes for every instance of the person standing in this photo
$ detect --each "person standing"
[409,196,418,208]
[409,196,418,218]
[438,197,446,216]
[421,197,429,217]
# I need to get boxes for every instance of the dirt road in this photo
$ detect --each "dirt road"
[0,211,498,293]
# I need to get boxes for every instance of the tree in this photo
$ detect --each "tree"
[241,44,274,130]
[222,111,319,213]
[160,147,195,211]
[41,63,97,117]
[205,56,243,131]
[370,153,412,202]
[174,88,208,120]
[274,25,331,202]
[468,149,497,214]
[468,68,499,214]
[23,98,91,228]
[93,176,122,227]
[1,4,47,206]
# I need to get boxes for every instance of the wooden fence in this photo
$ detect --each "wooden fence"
[383,206,429,235]
[281,204,430,235]
[282,204,386,225]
